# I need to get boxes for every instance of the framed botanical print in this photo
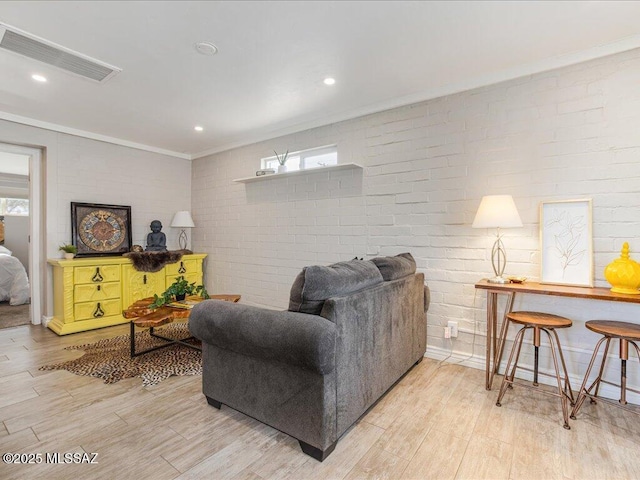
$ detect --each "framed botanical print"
[540,199,593,287]
[71,202,132,257]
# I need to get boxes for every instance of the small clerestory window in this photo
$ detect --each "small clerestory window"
[261,145,338,172]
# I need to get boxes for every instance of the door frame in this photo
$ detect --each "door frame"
[0,143,44,325]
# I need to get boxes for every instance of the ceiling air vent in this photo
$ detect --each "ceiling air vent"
[0,22,121,83]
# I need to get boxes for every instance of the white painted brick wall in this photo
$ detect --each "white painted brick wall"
[192,48,640,391]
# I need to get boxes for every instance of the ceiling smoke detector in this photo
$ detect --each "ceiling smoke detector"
[195,42,218,56]
[0,22,121,83]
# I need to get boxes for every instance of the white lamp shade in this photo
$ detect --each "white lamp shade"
[171,211,195,228]
[472,195,523,229]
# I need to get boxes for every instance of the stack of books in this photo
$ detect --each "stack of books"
[167,298,203,309]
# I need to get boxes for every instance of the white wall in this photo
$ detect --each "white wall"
[54,134,192,250]
[192,47,640,395]
[0,120,192,316]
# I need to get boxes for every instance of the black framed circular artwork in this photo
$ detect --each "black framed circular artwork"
[71,202,132,257]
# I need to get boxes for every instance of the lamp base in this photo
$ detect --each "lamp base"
[487,276,510,284]
[178,230,188,250]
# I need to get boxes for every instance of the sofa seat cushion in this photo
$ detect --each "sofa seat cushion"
[371,253,416,281]
[289,260,383,315]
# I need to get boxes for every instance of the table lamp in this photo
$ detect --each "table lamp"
[472,195,523,283]
[171,211,195,250]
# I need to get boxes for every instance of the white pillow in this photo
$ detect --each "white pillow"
[0,245,12,255]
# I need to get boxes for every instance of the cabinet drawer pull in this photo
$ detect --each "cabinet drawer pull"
[143,274,147,285]
[93,303,105,318]
[92,268,104,282]
[96,285,101,291]
[178,261,186,274]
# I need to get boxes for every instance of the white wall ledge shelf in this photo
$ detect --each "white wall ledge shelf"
[233,163,363,183]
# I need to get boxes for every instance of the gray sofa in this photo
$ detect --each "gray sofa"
[189,253,429,461]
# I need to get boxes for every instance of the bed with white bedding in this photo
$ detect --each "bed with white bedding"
[0,246,30,305]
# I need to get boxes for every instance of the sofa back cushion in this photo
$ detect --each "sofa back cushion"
[289,260,383,314]
[371,252,416,281]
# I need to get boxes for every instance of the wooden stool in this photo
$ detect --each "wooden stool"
[496,311,575,429]
[570,320,640,419]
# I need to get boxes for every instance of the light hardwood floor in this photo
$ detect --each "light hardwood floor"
[1,323,639,480]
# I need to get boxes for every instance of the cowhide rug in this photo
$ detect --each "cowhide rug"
[39,323,201,387]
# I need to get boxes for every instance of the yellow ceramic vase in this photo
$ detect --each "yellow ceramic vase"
[604,242,640,294]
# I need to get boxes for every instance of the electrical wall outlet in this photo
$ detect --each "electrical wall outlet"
[447,321,458,338]
[444,326,451,339]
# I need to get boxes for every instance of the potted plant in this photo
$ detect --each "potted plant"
[149,276,209,309]
[274,149,289,173]
[59,244,77,259]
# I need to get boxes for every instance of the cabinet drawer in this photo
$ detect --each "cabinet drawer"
[74,299,122,321]
[165,259,200,277]
[74,265,120,284]
[165,273,200,290]
[74,282,121,302]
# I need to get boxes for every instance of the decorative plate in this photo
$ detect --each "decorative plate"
[71,202,132,257]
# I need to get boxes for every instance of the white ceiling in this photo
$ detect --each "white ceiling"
[1,1,640,160]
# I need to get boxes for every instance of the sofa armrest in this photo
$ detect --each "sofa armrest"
[189,301,337,375]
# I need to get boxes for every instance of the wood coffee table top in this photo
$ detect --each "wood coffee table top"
[123,294,241,328]
[125,294,241,357]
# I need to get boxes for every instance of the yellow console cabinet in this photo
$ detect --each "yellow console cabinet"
[47,253,207,335]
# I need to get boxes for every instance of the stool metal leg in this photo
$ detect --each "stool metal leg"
[620,339,628,405]
[618,339,640,405]
[494,294,515,376]
[571,336,609,419]
[543,328,571,429]
[509,326,529,385]
[496,326,527,407]
[533,326,541,386]
[551,328,575,405]
[628,341,640,406]
[592,337,611,401]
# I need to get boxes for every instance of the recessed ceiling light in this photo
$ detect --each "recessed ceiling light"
[195,42,218,56]
[323,77,336,86]
[31,74,47,82]
[194,126,204,132]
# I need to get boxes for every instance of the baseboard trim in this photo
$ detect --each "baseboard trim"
[425,346,640,404]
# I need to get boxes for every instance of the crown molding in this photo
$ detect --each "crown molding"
[0,111,191,160]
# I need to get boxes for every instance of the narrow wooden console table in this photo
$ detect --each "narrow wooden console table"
[475,280,640,390]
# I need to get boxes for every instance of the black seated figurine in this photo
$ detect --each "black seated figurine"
[145,220,167,252]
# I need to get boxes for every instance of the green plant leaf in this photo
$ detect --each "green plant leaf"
[58,244,77,254]
[149,275,210,309]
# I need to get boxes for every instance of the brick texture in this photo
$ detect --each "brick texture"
[197,48,640,392]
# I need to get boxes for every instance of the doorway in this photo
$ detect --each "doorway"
[0,143,44,326]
